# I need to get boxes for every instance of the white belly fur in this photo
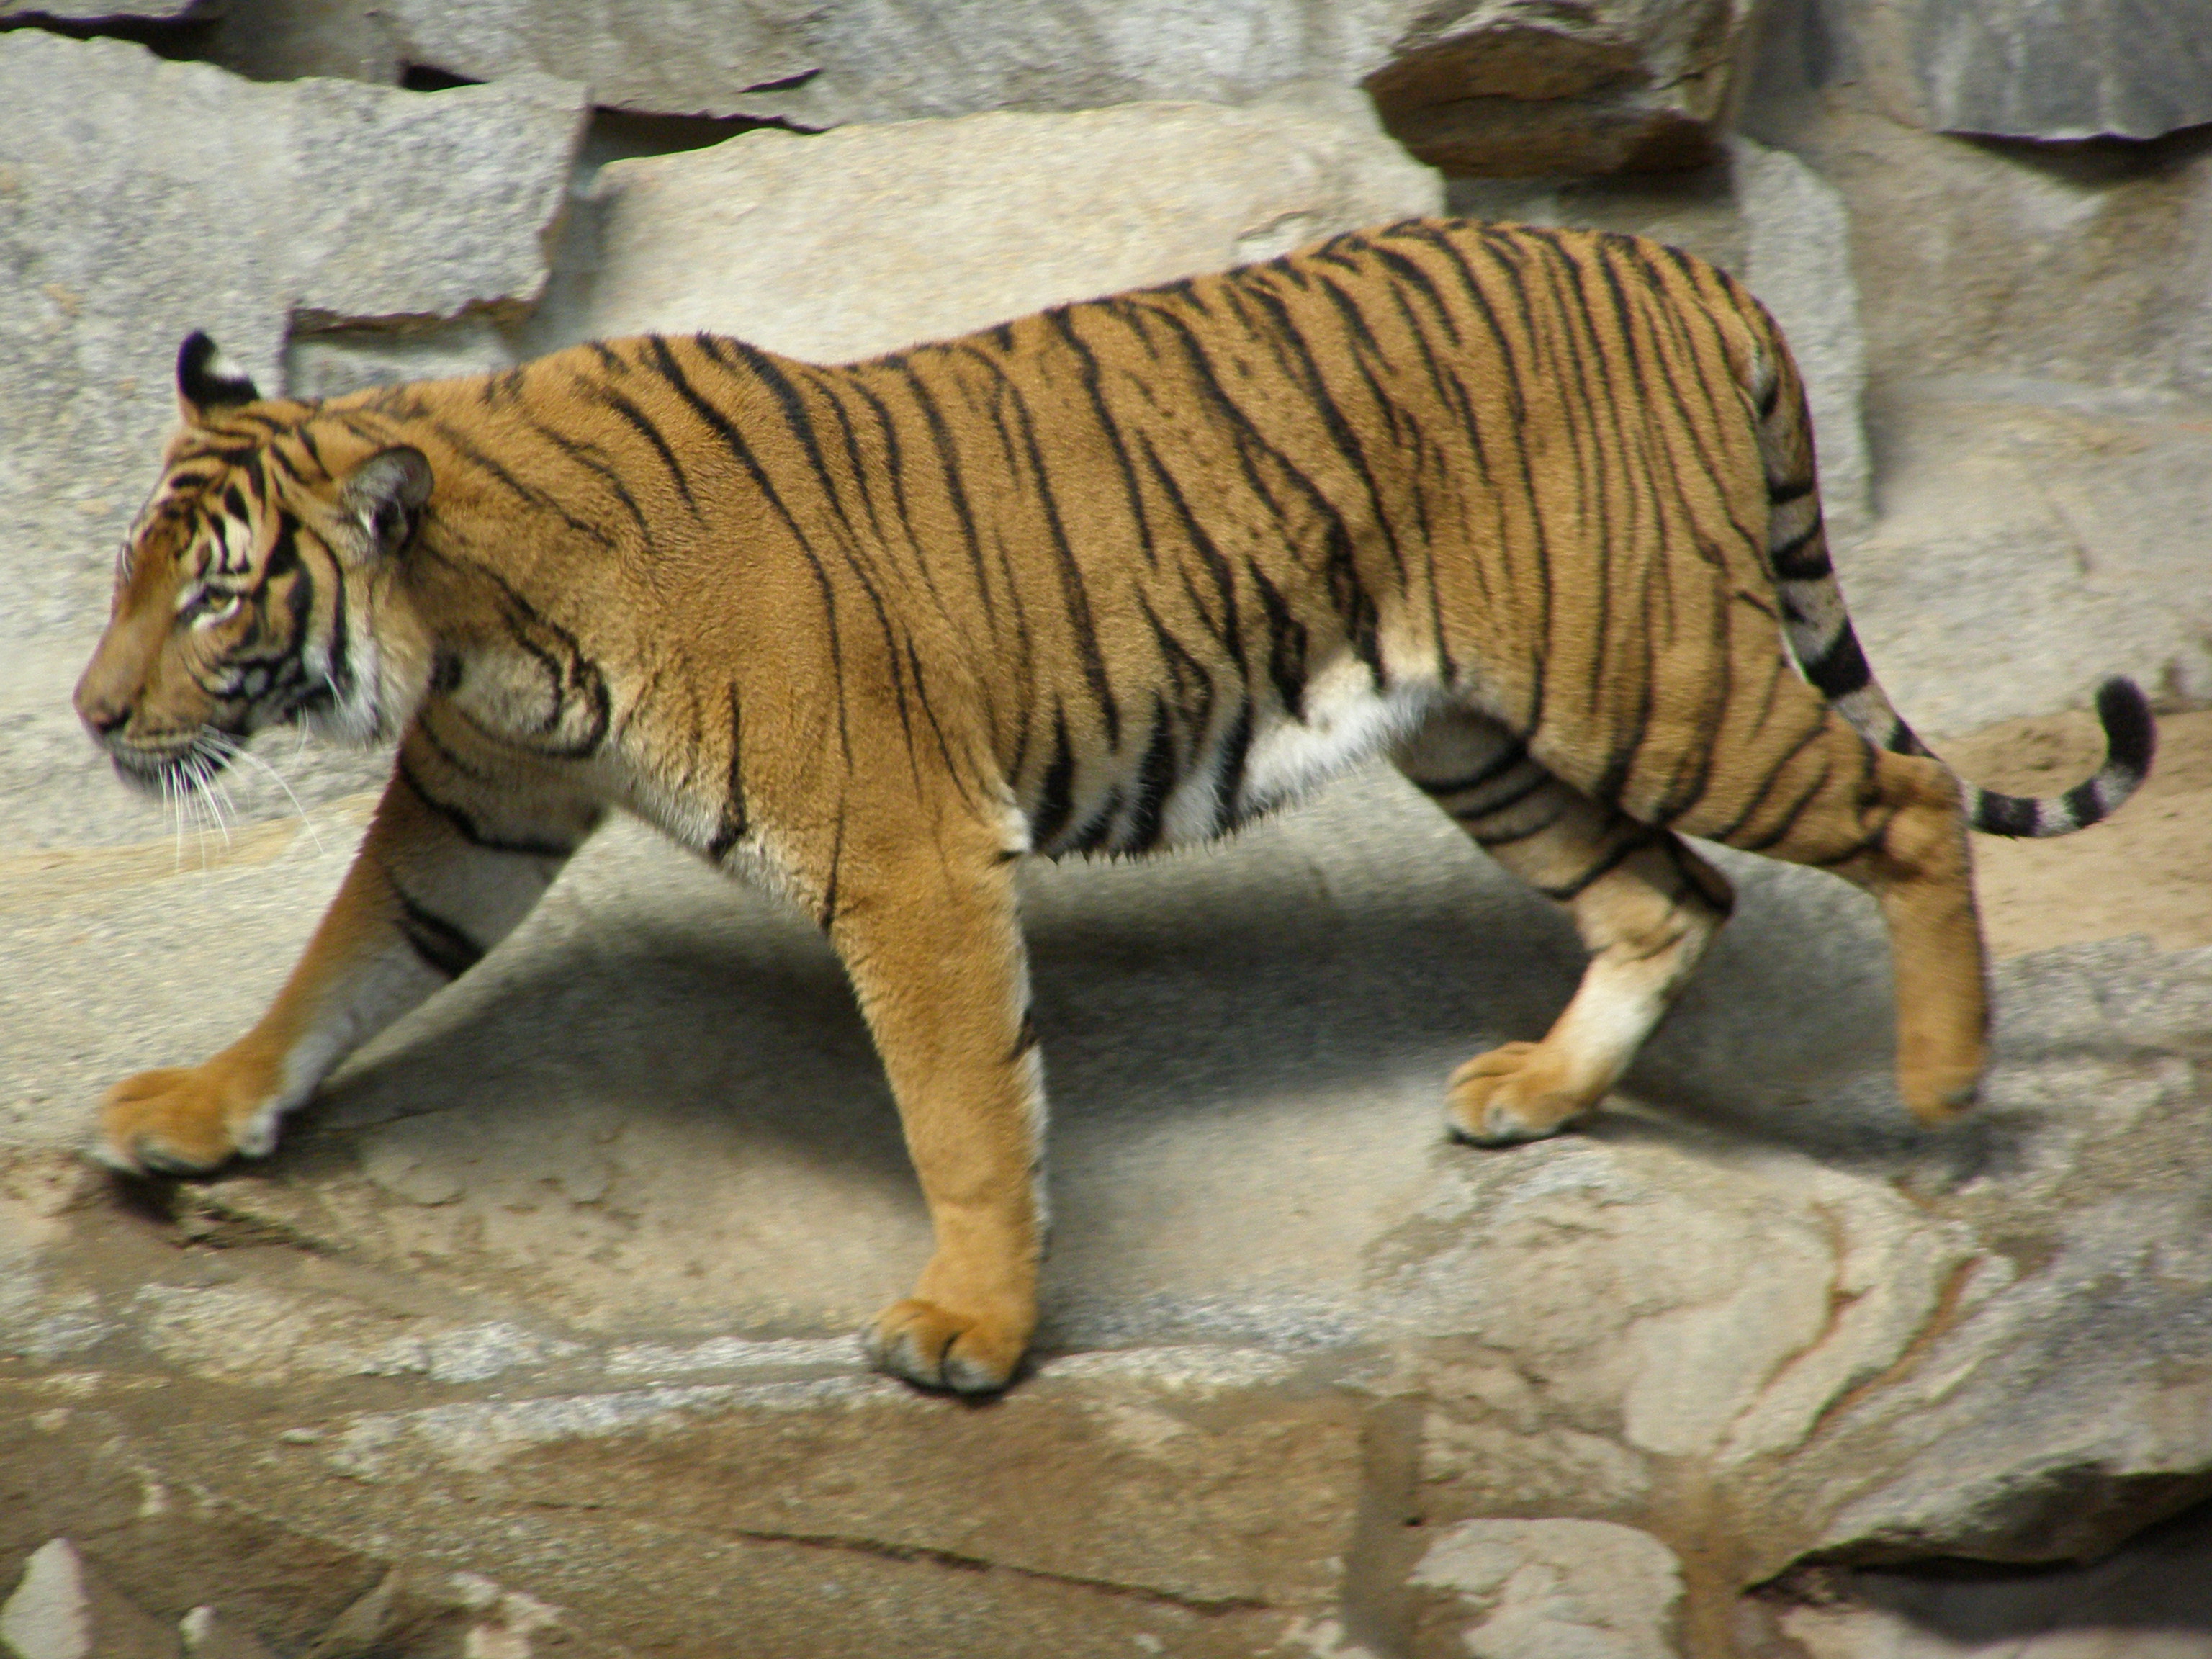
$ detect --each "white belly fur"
[1233,654,1440,826]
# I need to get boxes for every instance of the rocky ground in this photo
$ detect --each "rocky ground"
[4,2,2211,1657]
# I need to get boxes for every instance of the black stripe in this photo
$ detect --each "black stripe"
[399,760,576,859]
[1770,519,1830,580]
[1067,788,1123,855]
[1452,769,1550,824]
[1028,708,1078,850]
[1043,310,1160,570]
[428,418,615,550]
[1246,563,1308,719]
[522,415,652,539]
[955,352,1121,748]
[575,377,700,516]
[1212,698,1254,832]
[1538,832,1652,903]
[1474,801,1571,848]
[1973,790,2041,837]
[708,680,747,860]
[390,879,486,980]
[1410,741,1529,799]
[644,336,852,768]
[1803,626,1874,699]
[1122,696,1180,853]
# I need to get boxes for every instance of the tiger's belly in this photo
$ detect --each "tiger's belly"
[1035,652,1442,859]
[1231,655,1441,827]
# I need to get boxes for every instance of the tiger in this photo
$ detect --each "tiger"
[74,217,2153,1395]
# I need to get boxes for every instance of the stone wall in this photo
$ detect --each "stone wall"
[3,4,2210,1657]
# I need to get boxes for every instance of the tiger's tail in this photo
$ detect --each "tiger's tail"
[1739,310,2154,839]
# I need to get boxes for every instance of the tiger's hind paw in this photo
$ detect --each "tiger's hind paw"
[864,1298,1028,1395]
[1447,1042,1596,1148]
[93,1063,281,1178]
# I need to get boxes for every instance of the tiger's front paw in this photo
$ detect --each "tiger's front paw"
[93,1060,282,1177]
[864,1298,1030,1395]
[1447,1041,1596,1147]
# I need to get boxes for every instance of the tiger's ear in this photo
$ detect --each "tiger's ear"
[337,446,433,563]
[176,331,261,423]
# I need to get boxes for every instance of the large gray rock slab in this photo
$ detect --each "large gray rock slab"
[1859,0,2212,142]
[1907,0,2212,141]
[552,88,1442,362]
[5,755,2211,1647]
[1746,83,2212,403]
[374,0,1752,177]
[1731,79,2212,731]
[0,33,588,850]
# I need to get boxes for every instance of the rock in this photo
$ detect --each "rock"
[1894,0,2212,141]
[177,1606,276,1659]
[0,32,588,850]
[378,0,1753,178]
[555,87,1442,363]
[1728,137,1869,540]
[1367,0,1757,176]
[0,1,194,17]
[198,0,407,87]
[1771,1500,2212,1658]
[1720,84,2212,732]
[6,741,2212,1647]
[0,1539,176,1659]
[1759,94,2212,404]
[284,320,521,403]
[1407,1519,1683,1659]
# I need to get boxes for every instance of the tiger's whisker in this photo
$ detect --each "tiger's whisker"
[212,731,327,855]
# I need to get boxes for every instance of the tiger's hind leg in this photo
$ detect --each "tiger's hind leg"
[1668,699,1987,1124]
[1396,709,1735,1146]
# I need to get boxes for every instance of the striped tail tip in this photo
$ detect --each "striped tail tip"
[1969,676,2157,839]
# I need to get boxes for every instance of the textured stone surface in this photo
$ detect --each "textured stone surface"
[1408,1519,1683,1658]
[1881,0,2212,141]
[0,0,194,17]
[176,1606,277,1659]
[565,89,1442,361]
[376,0,1755,177]
[0,1539,176,1659]
[1773,1502,2212,1658]
[0,32,588,850]
[1367,0,1756,175]
[1732,89,2212,731]
[6,745,2212,1647]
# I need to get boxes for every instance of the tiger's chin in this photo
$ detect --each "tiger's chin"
[104,729,246,797]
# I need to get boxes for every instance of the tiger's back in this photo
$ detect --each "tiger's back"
[73,218,2152,1395]
[644,221,1794,866]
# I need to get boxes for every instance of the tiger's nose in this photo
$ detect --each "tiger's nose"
[74,683,130,739]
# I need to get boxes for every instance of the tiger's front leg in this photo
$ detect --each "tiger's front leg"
[93,715,601,1176]
[830,838,1045,1395]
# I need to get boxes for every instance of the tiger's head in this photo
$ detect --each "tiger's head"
[74,333,438,793]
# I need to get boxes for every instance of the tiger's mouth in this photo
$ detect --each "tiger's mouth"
[103,724,248,797]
